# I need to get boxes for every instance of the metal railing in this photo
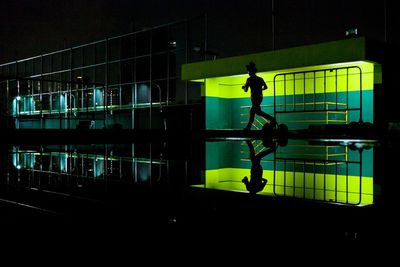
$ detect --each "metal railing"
[0,15,207,130]
[272,66,363,127]
[4,77,107,129]
[240,140,366,206]
[272,157,363,205]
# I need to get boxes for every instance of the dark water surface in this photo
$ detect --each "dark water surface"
[1,137,399,253]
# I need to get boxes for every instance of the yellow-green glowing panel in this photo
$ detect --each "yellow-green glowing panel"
[182,37,382,81]
[198,168,373,206]
[204,61,375,99]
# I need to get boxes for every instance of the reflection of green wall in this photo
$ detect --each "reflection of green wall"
[200,168,373,205]
[206,140,373,184]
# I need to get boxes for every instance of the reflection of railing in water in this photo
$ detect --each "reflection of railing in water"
[239,140,369,205]
[241,141,348,162]
[272,157,364,205]
[11,150,167,188]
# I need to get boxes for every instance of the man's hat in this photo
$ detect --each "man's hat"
[246,61,257,73]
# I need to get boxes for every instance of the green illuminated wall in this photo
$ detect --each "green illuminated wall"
[182,37,382,130]
[204,62,375,130]
[196,140,374,206]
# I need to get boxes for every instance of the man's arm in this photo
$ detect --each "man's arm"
[242,78,249,92]
[262,79,268,90]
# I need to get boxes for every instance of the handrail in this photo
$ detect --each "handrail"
[273,66,362,121]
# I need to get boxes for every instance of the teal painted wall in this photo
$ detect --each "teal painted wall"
[206,90,373,130]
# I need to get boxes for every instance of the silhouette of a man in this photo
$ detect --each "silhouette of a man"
[242,139,276,195]
[242,62,277,130]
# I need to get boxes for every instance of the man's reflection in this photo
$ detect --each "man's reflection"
[242,139,277,195]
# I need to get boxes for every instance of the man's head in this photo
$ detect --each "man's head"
[246,61,257,75]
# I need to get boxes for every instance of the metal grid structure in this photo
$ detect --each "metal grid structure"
[272,153,364,206]
[240,140,367,205]
[273,66,362,129]
[240,66,363,130]
[8,144,200,200]
[0,16,207,130]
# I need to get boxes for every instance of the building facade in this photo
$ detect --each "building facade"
[0,16,207,130]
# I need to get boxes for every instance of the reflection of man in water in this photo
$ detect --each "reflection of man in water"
[242,139,276,195]
[242,62,277,130]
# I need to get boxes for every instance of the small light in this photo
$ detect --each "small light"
[16,165,21,170]
[169,41,177,47]
[345,28,358,37]
[16,96,21,101]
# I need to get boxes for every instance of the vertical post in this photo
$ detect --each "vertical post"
[15,62,19,129]
[40,56,44,129]
[358,149,363,205]
[167,25,170,107]
[303,73,305,111]
[346,68,349,121]
[150,30,153,129]
[335,69,338,110]
[6,79,10,127]
[272,0,275,50]
[273,75,276,118]
[185,19,189,106]
[384,0,387,43]
[69,48,73,129]
[313,71,316,111]
[284,74,286,112]
[358,67,363,123]
[133,35,137,130]
[105,38,108,129]
[346,160,349,204]
[293,73,296,111]
[204,13,208,61]
[335,161,338,202]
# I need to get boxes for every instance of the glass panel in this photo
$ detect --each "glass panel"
[121,84,132,106]
[83,44,95,66]
[72,48,83,68]
[136,31,150,56]
[121,35,134,59]
[136,56,150,82]
[107,62,120,86]
[107,38,121,62]
[95,41,106,64]
[121,59,134,84]
[152,27,169,53]
[152,53,167,80]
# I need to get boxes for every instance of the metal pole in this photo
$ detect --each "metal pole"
[149,31,153,129]
[105,38,108,129]
[384,0,387,43]
[204,13,208,61]
[272,0,275,50]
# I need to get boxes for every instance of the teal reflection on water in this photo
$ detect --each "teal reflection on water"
[201,140,374,206]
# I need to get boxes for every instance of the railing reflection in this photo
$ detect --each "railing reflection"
[202,139,373,206]
[7,144,200,200]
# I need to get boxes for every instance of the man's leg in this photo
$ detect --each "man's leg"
[244,107,256,130]
[257,110,277,127]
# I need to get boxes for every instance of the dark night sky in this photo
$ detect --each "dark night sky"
[0,0,397,64]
